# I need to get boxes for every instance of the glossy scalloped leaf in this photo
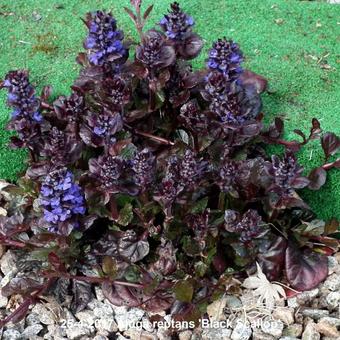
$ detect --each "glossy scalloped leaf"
[285,245,328,291]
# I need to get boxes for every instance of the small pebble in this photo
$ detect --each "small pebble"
[2,329,21,340]
[21,324,44,339]
[302,322,320,340]
[301,308,329,320]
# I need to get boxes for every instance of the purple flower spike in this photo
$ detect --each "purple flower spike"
[159,2,203,60]
[132,148,156,191]
[201,71,262,124]
[4,70,41,122]
[3,70,43,148]
[84,10,128,66]
[88,154,125,194]
[159,2,195,41]
[266,152,310,209]
[224,209,265,244]
[136,30,175,69]
[39,168,86,235]
[207,38,243,81]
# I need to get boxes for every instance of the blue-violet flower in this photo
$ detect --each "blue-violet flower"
[3,70,42,123]
[207,38,243,81]
[80,109,123,148]
[84,10,127,66]
[40,169,86,233]
[159,2,194,40]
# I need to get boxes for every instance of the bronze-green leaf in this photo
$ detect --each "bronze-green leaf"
[117,203,133,226]
[102,256,117,277]
[173,280,194,302]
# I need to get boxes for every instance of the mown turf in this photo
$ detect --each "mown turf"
[0,0,339,219]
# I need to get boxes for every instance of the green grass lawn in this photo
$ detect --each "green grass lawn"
[0,0,339,219]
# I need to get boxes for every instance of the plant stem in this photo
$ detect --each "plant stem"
[29,149,37,163]
[124,123,175,146]
[135,2,144,41]
[218,192,226,210]
[148,71,156,112]
[322,159,340,171]
[193,133,200,153]
[135,130,174,145]
[0,277,56,328]
[42,271,144,288]
[0,237,26,248]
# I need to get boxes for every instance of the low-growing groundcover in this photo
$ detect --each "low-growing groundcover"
[0,0,339,220]
[0,0,339,328]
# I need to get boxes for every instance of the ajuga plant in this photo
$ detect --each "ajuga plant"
[0,0,339,327]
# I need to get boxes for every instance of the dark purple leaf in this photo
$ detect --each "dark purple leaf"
[118,231,149,263]
[285,244,328,291]
[311,118,321,130]
[8,136,25,148]
[212,251,227,273]
[93,232,119,257]
[26,161,51,179]
[28,233,58,247]
[124,7,137,22]
[0,299,31,328]
[152,239,177,275]
[240,69,268,94]
[160,45,176,68]
[308,167,327,190]
[171,301,201,326]
[40,85,52,101]
[125,109,150,122]
[240,121,262,137]
[71,280,93,313]
[293,129,306,143]
[178,33,203,60]
[102,281,140,307]
[170,90,190,108]
[76,52,88,66]
[143,292,174,312]
[183,71,202,88]
[274,118,284,135]
[81,215,97,230]
[291,176,310,189]
[1,278,42,297]
[257,236,287,281]
[263,117,284,141]
[143,5,154,20]
[157,69,171,88]
[52,278,71,304]
[0,213,25,236]
[321,132,340,160]
[130,62,148,79]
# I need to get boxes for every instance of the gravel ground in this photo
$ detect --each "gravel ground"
[0,250,339,339]
[0,0,339,220]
